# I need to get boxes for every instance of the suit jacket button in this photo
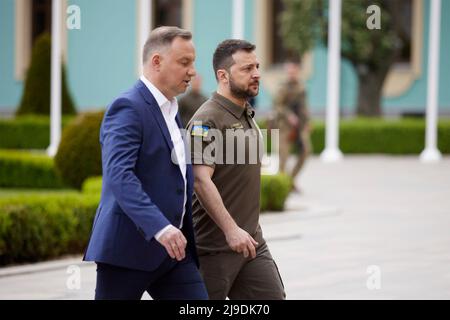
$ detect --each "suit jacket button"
[177,188,183,195]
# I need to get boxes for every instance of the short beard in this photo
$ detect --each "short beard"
[229,76,258,101]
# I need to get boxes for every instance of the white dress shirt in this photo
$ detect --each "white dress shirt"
[140,75,187,240]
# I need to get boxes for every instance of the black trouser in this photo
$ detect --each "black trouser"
[95,252,208,300]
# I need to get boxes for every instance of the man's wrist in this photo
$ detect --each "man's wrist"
[222,219,238,236]
[154,224,173,241]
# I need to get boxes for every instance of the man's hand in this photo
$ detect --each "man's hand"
[156,225,187,261]
[193,165,259,259]
[225,226,259,259]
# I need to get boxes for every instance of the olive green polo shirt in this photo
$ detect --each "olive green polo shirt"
[187,92,265,255]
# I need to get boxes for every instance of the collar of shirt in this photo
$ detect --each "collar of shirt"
[212,92,247,119]
[140,75,179,120]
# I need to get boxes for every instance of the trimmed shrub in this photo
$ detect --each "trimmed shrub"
[0,150,64,188]
[259,118,450,154]
[16,33,76,116]
[339,118,425,154]
[439,121,450,152]
[55,112,104,189]
[3,116,449,153]
[310,121,325,153]
[338,118,449,154]
[0,193,99,265]
[82,176,103,195]
[260,174,293,212]
[0,116,75,149]
[82,175,292,212]
[0,172,292,265]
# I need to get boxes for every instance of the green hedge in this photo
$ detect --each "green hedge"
[3,116,449,153]
[0,172,291,265]
[82,176,103,195]
[0,192,99,265]
[259,118,450,154]
[83,175,292,212]
[311,118,450,154]
[0,150,65,189]
[0,116,74,149]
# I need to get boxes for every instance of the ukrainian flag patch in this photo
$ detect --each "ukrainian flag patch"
[191,125,210,137]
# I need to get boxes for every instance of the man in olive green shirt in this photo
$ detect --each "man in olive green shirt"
[187,40,285,300]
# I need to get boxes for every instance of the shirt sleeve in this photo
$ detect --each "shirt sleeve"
[187,118,220,168]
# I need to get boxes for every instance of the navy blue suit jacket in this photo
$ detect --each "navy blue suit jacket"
[84,80,198,272]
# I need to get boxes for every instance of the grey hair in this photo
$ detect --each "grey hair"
[142,26,192,64]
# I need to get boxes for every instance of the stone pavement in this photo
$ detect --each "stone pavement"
[1,156,449,300]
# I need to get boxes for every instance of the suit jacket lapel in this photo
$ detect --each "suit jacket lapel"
[137,80,193,196]
[136,80,174,151]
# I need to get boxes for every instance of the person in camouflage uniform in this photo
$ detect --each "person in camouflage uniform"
[274,61,312,190]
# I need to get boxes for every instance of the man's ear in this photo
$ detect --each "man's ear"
[151,53,162,71]
[217,69,228,83]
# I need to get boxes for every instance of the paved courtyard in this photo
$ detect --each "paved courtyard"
[1,156,449,299]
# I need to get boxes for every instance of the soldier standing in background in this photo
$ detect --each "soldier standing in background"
[274,61,312,192]
[178,75,208,127]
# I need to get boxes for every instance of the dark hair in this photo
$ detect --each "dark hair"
[212,39,256,81]
[143,26,192,64]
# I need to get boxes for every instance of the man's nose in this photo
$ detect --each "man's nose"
[188,67,196,77]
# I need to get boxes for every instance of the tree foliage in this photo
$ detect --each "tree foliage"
[280,0,411,116]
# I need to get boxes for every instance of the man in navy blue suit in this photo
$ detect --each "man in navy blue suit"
[83,26,208,300]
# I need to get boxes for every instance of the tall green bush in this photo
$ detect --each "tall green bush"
[54,112,104,189]
[16,33,76,116]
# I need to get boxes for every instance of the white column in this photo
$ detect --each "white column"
[138,0,152,75]
[420,0,442,162]
[232,0,244,39]
[47,0,62,157]
[320,0,343,162]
